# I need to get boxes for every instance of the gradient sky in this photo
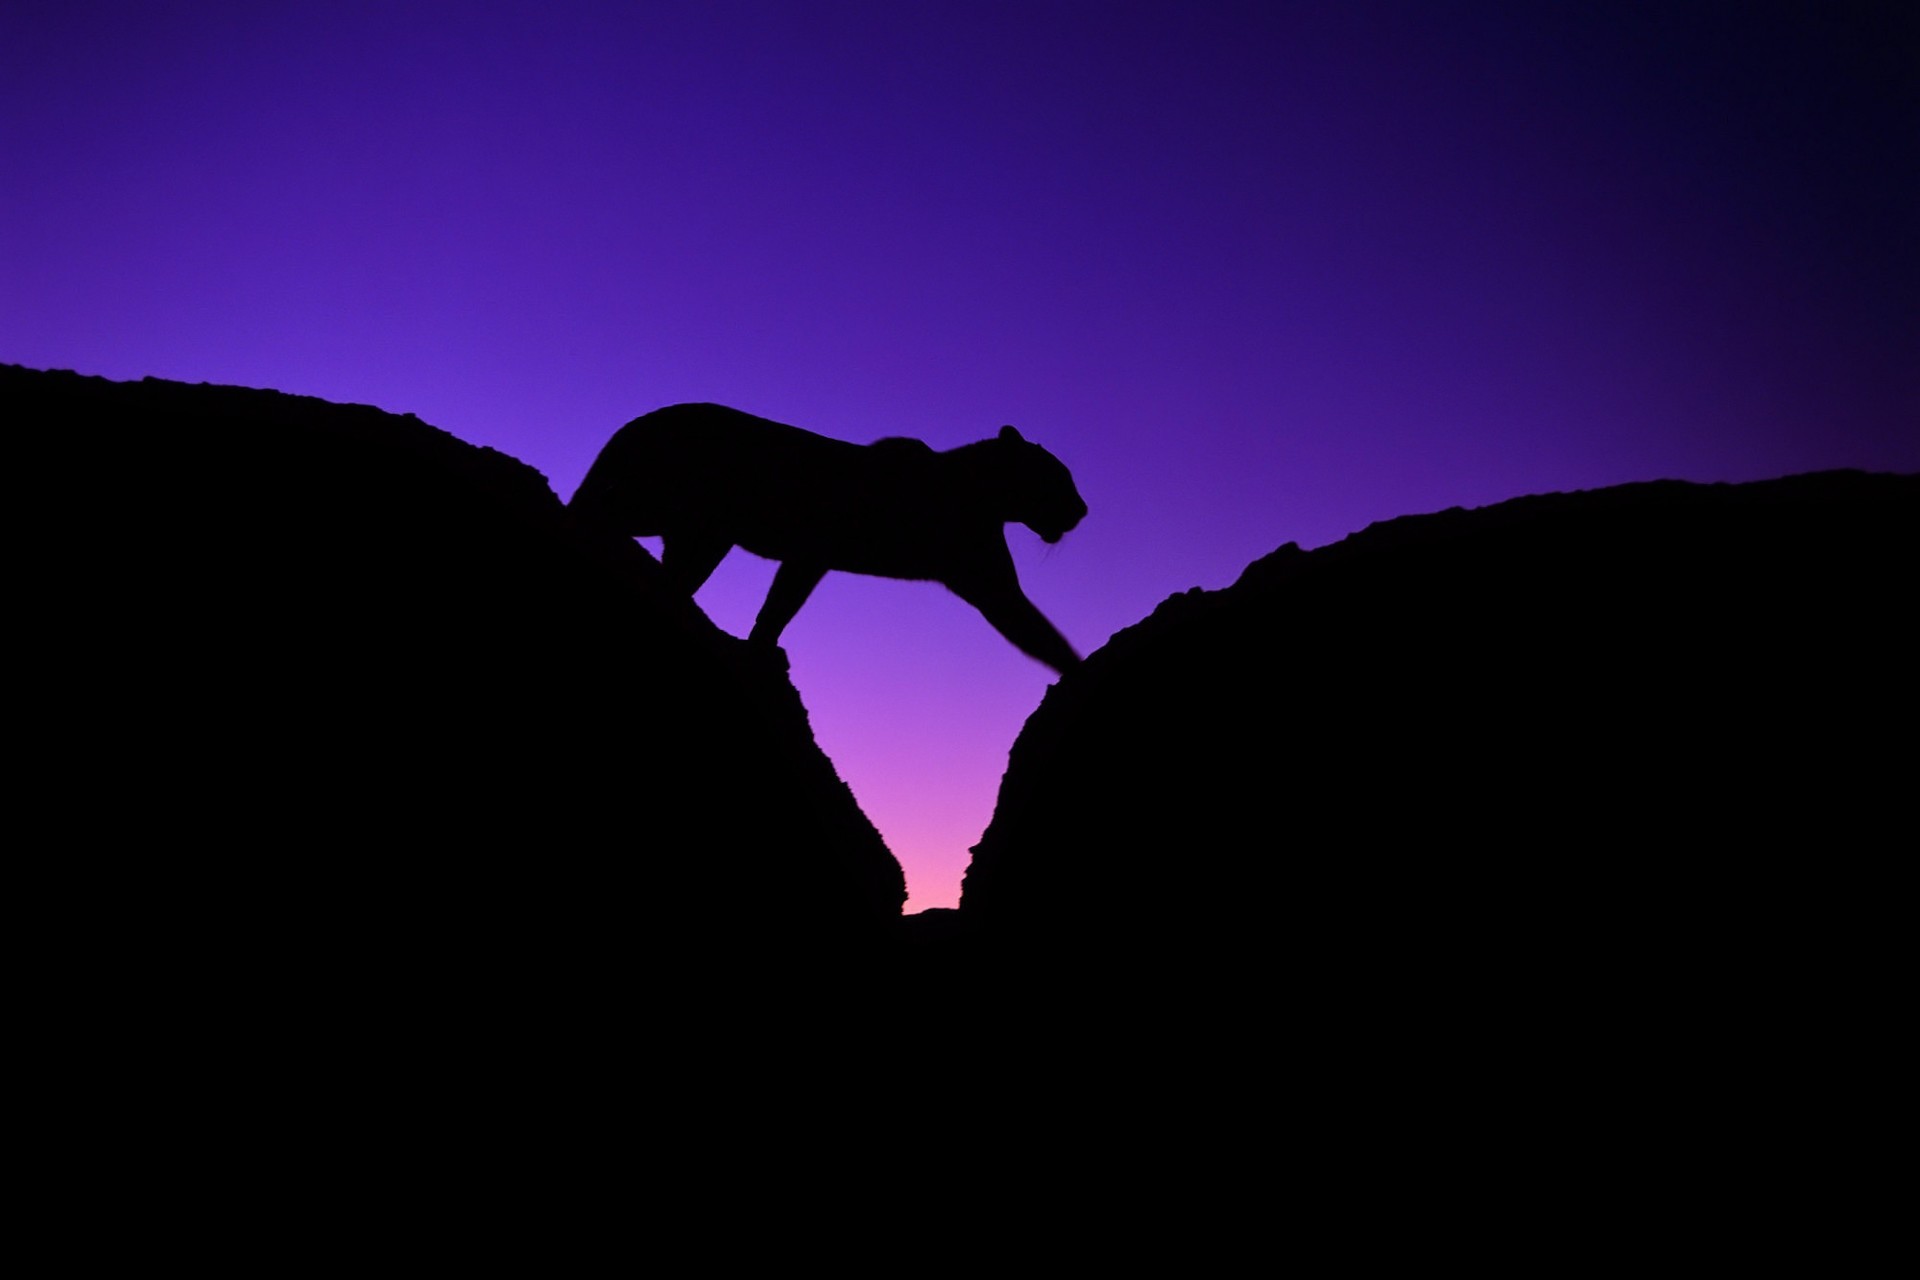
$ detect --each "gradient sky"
[7,1,1914,910]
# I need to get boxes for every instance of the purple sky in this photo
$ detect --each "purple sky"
[8,2,1914,910]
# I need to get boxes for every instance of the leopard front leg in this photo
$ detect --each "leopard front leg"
[943,547,1080,676]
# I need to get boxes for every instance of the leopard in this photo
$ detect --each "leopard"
[569,403,1086,673]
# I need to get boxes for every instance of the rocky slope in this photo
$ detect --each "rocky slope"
[941,469,1914,1197]
[11,365,905,1037]
[965,470,1915,940]
[958,468,1916,1061]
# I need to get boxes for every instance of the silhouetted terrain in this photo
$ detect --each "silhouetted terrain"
[19,365,1913,1155]
[13,366,904,1053]
[952,469,1915,1143]
[887,467,1917,1236]
[965,469,1915,941]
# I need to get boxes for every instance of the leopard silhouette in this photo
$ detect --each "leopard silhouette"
[569,404,1087,673]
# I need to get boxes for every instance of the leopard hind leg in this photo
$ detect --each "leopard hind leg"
[661,533,731,596]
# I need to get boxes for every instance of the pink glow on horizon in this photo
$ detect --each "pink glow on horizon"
[5,2,1912,910]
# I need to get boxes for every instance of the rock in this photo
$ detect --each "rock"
[8,364,905,1050]
[964,470,1916,984]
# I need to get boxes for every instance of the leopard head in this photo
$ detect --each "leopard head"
[995,425,1087,544]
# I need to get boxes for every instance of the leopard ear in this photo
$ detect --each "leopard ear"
[999,424,1024,442]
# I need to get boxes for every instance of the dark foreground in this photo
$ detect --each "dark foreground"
[14,364,1911,1239]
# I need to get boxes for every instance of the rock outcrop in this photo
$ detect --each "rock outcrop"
[11,365,905,1039]
[947,470,1913,1180]
[964,470,1915,977]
